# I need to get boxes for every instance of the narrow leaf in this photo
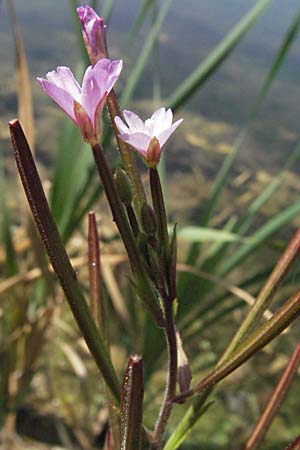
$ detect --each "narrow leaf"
[241,344,300,450]
[168,0,273,111]
[121,355,144,450]
[9,119,120,404]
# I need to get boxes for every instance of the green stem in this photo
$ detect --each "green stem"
[106,90,146,213]
[91,143,164,327]
[150,168,169,272]
[153,298,177,447]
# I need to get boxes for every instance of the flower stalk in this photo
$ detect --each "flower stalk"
[91,142,165,327]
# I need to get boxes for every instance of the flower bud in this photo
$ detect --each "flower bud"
[176,330,192,393]
[77,6,108,65]
[114,167,133,206]
[141,202,157,236]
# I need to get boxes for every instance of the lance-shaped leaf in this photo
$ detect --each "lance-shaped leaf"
[222,228,300,361]
[9,119,120,404]
[174,290,300,403]
[120,355,144,450]
[241,344,300,450]
[285,436,300,450]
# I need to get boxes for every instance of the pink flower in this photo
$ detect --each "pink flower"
[77,5,108,64]
[37,59,122,145]
[114,108,183,167]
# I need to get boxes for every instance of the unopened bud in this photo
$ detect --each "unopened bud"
[176,330,192,393]
[114,167,133,206]
[141,202,157,236]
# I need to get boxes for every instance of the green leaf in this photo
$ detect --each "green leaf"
[120,0,173,107]
[163,399,214,450]
[168,0,274,111]
[176,226,248,244]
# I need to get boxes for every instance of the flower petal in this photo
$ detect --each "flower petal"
[81,59,122,123]
[118,132,151,157]
[150,108,173,136]
[123,110,146,133]
[157,118,183,148]
[115,116,129,134]
[45,67,81,99]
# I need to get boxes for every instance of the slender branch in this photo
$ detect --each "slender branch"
[91,143,165,327]
[106,90,146,212]
[151,298,178,448]
[150,168,169,261]
[241,344,300,450]
[174,289,300,404]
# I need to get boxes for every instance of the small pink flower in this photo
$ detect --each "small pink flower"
[77,5,108,64]
[37,59,122,145]
[115,108,183,166]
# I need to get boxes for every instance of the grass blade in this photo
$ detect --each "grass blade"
[168,0,273,111]
[7,0,35,150]
[120,0,173,107]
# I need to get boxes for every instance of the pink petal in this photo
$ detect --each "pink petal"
[81,65,104,123]
[114,116,129,134]
[37,79,78,123]
[81,59,122,124]
[44,67,81,100]
[157,118,183,148]
[123,110,146,133]
[118,132,151,156]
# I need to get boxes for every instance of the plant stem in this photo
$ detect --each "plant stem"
[150,168,170,273]
[91,143,164,326]
[106,90,146,212]
[152,297,178,448]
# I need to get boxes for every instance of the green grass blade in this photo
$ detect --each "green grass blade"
[219,202,300,277]
[0,161,18,277]
[120,0,173,107]
[180,7,300,288]
[68,0,90,66]
[163,398,214,450]
[177,226,247,244]
[102,0,114,21]
[252,10,300,114]
[168,0,273,111]
[126,0,154,46]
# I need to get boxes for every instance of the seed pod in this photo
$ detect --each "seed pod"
[141,202,157,236]
[114,166,133,206]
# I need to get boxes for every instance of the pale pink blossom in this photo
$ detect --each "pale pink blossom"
[37,59,122,145]
[77,5,108,64]
[115,108,183,166]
